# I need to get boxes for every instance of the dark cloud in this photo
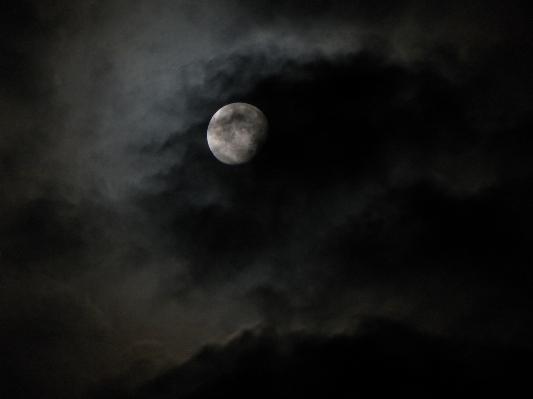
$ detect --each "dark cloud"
[91,321,533,398]
[0,0,60,103]
[139,50,533,345]
[0,273,115,399]
[1,0,533,397]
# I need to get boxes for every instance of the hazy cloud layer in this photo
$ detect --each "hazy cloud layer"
[1,1,533,398]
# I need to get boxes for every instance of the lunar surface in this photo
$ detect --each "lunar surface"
[207,103,268,165]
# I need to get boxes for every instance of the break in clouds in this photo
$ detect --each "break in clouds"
[1,0,533,397]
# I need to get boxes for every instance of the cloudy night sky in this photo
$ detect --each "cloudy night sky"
[1,1,533,398]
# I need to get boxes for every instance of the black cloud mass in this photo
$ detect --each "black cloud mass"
[1,1,533,398]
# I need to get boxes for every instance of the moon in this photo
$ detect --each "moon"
[207,103,268,165]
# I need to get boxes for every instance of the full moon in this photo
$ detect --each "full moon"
[207,103,268,165]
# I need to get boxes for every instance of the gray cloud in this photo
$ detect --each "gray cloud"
[1,1,532,397]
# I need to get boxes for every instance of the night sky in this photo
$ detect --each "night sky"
[1,1,533,398]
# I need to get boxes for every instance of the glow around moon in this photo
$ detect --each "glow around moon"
[207,103,268,165]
